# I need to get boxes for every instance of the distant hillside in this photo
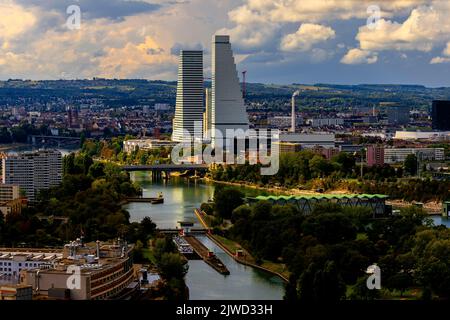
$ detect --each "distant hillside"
[1,79,449,110]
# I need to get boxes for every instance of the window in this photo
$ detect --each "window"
[19,263,22,267]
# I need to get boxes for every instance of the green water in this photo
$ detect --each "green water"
[123,172,285,300]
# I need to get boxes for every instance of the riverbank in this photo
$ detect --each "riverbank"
[204,177,444,215]
[193,208,289,283]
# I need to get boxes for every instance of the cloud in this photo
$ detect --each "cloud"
[356,4,450,52]
[16,0,161,21]
[228,0,427,24]
[280,23,335,52]
[444,42,450,56]
[0,1,36,44]
[430,56,450,64]
[341,48,378,64]
[170,42,204,55]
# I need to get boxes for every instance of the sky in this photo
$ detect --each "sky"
[1,0,450,86]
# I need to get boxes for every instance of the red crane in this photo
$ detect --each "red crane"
[242,70,247,99]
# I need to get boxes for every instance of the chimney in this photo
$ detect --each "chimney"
[291,91,300,132]
[96,240,100,259]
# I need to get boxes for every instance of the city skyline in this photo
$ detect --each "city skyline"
[0,0,449,86]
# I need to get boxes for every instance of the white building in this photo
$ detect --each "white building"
[123,139,177,154]
[0,250,63,283]
[308,118,344,127]
[1,150,62,202]
[269,116,302,129]
[211,35,249,148]
[280,133,336,149]
[172,50,204,142]
[394,131,450,141]
[384,148,445,164]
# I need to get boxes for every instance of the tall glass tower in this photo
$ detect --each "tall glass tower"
[172,50,204,142]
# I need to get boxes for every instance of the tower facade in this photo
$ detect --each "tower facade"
[172,50,204,142]
[211,35,249,147]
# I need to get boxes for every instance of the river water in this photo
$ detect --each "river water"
[123,172,286,300]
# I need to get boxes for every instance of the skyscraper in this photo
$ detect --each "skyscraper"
[211,35,249,147]
[1,150,62,202]
[172,50,204,142]
[203,88,212,140]
[432,100,450,131]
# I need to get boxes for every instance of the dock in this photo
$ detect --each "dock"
[124,197,162,203]
[184,236,230,275]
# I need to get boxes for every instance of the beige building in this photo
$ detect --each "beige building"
[20,239,135,300]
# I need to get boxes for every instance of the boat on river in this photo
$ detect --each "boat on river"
[151,192,164,204]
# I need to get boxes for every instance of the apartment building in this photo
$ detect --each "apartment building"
[1,150,62,202]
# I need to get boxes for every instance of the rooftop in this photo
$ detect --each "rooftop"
[251,194,389,201]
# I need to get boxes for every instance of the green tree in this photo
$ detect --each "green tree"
[214,187,244,219]
[404,154,417,176]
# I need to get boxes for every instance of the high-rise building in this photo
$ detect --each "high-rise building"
[387,105,410,125]
[1,150,62,202]
[432,100,450,131]
[172,50,204,142]
[203,88,212,139]
[366,145,385,167]
[211,35,249,148]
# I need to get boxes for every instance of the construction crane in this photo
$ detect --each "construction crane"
[242,70,247,99]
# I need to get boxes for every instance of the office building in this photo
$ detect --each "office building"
[394,131,450,140]
[211,35,249,148]
[123,139,177,154]
[273,142,302,154]
[387,105,410,125]
[1,150,62,202]
[280,133,335,149]
[308,118,344,127]
[384,147,445,164]
[0,285,32,300]
[203,88,212,139]
[432,100,450,130]
[0,184,20,203]
[20,239,135,300]
[366,145,385,167]
[172,50,204,142]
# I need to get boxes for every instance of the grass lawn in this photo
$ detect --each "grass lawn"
[260,260,290,279]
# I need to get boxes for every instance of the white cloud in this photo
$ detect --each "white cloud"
[444,42,450,56]
[280,23,335,52]
[430,56,450,64]
[356,4,450,52]
[341,48,378,65]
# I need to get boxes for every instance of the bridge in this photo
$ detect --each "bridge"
[29,135,81,146]
[122,164,208,172]
[122,163,208,179]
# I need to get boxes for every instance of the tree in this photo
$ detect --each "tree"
[158,252,189,280]
[404,154,417,176]
[214,187,244,219]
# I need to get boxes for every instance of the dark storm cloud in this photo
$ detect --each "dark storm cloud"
[17,0,161,21]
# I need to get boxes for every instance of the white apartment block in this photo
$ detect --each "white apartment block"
[384,148,445,164]
[1,150,62,202]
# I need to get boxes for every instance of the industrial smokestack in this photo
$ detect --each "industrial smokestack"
[291,91,300,132]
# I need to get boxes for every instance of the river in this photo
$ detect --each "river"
[123,172,286,300]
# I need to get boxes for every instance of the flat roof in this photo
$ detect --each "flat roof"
[251,194,388,201]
